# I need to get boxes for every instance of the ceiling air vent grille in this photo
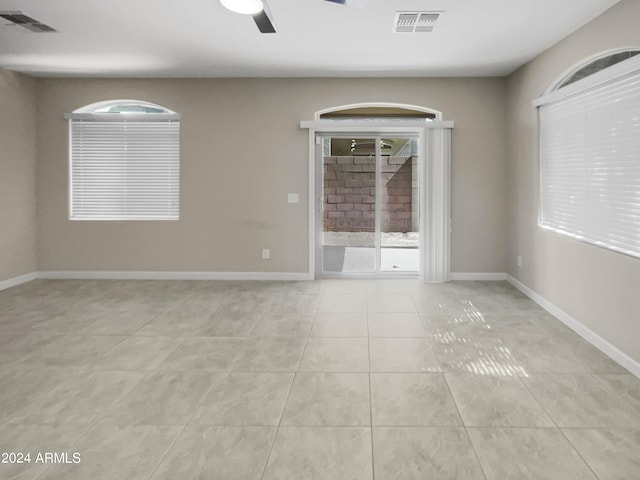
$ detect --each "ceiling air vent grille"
[0,11,56,33]
[393,12,441,33]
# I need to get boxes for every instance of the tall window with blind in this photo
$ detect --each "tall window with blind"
[65,100,180,220]
[535,51,640,259]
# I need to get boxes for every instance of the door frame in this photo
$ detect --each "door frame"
[301,120,454,281]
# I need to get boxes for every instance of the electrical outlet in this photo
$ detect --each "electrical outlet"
[262,249,270,260]
[517,255,522,268]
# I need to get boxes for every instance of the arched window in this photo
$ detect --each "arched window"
[316,102,441,121]
[74,100,175,114]
[554,50,640,90]
[65,100,180,220]
[535,50,640,259]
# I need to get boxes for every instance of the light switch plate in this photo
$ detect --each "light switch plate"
[287,193,299,204]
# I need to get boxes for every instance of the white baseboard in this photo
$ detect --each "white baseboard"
[450,272,507,281]
[37,271,313,281]
[0,272,39,291]
[507,274,640,379]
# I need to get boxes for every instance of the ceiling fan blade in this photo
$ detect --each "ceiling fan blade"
[323,0,368,8]
[252,2,276,33]
[252,9,276,33]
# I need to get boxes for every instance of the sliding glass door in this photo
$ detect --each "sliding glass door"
[317,135,419,276]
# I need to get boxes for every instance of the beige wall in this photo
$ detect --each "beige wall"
[506,0,640,362]
[0,69,37,282]
[36,77,507,274]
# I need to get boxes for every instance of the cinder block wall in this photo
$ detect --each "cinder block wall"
[323,155,415,233]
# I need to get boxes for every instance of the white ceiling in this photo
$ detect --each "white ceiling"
[0,0,620,77]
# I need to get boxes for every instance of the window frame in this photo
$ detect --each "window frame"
[65,100,181,221]
[534,52,640,260]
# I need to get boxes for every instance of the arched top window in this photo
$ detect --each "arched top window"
[65,99,180,220]
[553,49,640,91]
[69,99,178,118]
[535,49,640,259]
[316,103,441,121]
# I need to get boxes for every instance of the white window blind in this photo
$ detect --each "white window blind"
[69,118,180,220]
[538,60,640,258]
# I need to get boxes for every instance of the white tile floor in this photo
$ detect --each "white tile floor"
[0,278,639,479]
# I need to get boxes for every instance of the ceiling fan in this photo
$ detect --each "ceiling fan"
[220,0,368,34]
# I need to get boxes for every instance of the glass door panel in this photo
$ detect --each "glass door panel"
[380,137,419,273]
[322,137,376,273]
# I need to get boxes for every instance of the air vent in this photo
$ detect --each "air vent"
[0,11,56,33]
[393,11,441,33]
